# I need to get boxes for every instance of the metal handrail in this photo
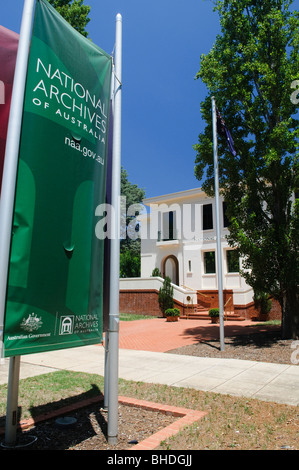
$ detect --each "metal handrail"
[197,291,209,298]
[224,296,232,320]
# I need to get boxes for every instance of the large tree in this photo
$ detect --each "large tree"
[194,0,299,338]
[120,168,145,278]
[49,0,91,37]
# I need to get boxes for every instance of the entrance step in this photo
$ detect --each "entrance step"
[180,311,245,321]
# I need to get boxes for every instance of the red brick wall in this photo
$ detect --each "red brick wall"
[119,289,282,321]
[235,297,281,321]
[268,298,283,320]
[119,290,161,316]
[197,290,234,311]
[119,290,185,316]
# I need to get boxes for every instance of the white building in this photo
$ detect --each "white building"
[120,188,281,319]
[142,187,253,309]
[141,188,242,287]
[119,187,271,319]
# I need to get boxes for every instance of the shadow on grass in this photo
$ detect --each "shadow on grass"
[28,383,103,421]
[0,384,109,449]
[228,330,283,348]
[177,323,283,353]
[191,329,283,352]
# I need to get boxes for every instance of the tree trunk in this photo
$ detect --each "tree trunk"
[281,286,299,339]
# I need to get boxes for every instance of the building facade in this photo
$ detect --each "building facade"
[119,187,281,320]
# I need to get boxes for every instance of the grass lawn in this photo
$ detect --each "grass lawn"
[0,370,298,450]
[119,313,157,321]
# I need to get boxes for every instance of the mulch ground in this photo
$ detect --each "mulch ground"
[3,401,175,451]
[167,328,296,365]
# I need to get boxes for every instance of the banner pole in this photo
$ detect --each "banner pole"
[0,0,35,447]
[107,13,122,445]
[0,0,35,346]
[4,356,21,446]
[212,96,225,352]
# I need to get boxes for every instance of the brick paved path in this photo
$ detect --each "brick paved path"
[118,317,272,352]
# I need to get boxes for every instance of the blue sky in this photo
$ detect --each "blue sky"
[2,0,221,199]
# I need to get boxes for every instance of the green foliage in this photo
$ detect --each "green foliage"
[165,308,180,317]
[120,167,145,246]
[49,0,91,37]
[120,168,145,278]
[151,267,162,277]
[208,308,220,317]
[119,249,140,278]
[158,276,174,314]
[254,291,272,316]
[194,0,299,337]
[121,167,145,213]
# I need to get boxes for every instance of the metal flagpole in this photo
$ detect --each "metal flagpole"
[4,355,21,446]
[0,0,36,446]
[103,331,109,410]
[212,96,225,352]
[103,83,116,413]
[107,13,122,445]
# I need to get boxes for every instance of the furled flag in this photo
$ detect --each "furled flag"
[0,26,19,192]
[216,107,237,157]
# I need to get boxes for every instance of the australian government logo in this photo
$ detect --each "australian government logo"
[5,312,51,342]
[21,312,43,332]
[19,312,50,340]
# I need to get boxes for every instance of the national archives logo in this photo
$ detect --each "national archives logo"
[59,315,74,335]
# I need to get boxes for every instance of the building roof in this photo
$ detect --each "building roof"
[143,187,206,206]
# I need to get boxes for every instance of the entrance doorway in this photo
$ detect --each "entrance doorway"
[162,255,179,285]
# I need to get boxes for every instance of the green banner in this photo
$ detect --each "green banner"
[3,0,112,356]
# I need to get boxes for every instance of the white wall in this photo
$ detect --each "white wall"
[119,277,198,305]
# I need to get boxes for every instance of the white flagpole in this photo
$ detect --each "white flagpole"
[107,12,122,445]
[0,0,36,446]
[212,96,225,352]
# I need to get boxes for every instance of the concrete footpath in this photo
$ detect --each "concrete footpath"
[1,344,299,407]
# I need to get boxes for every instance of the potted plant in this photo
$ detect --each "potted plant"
[208,308,219,323]
[165,308,180,322]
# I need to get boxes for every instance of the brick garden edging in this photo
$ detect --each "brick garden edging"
[0,394,207,450]
[119,396,207,450]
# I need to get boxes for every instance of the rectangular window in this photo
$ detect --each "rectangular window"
[223,201,229,227]
[169,211,174,240]
[227,250,239,273]
[203,204,213,230]
[162,211,176,240]
[204,251,216,274]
